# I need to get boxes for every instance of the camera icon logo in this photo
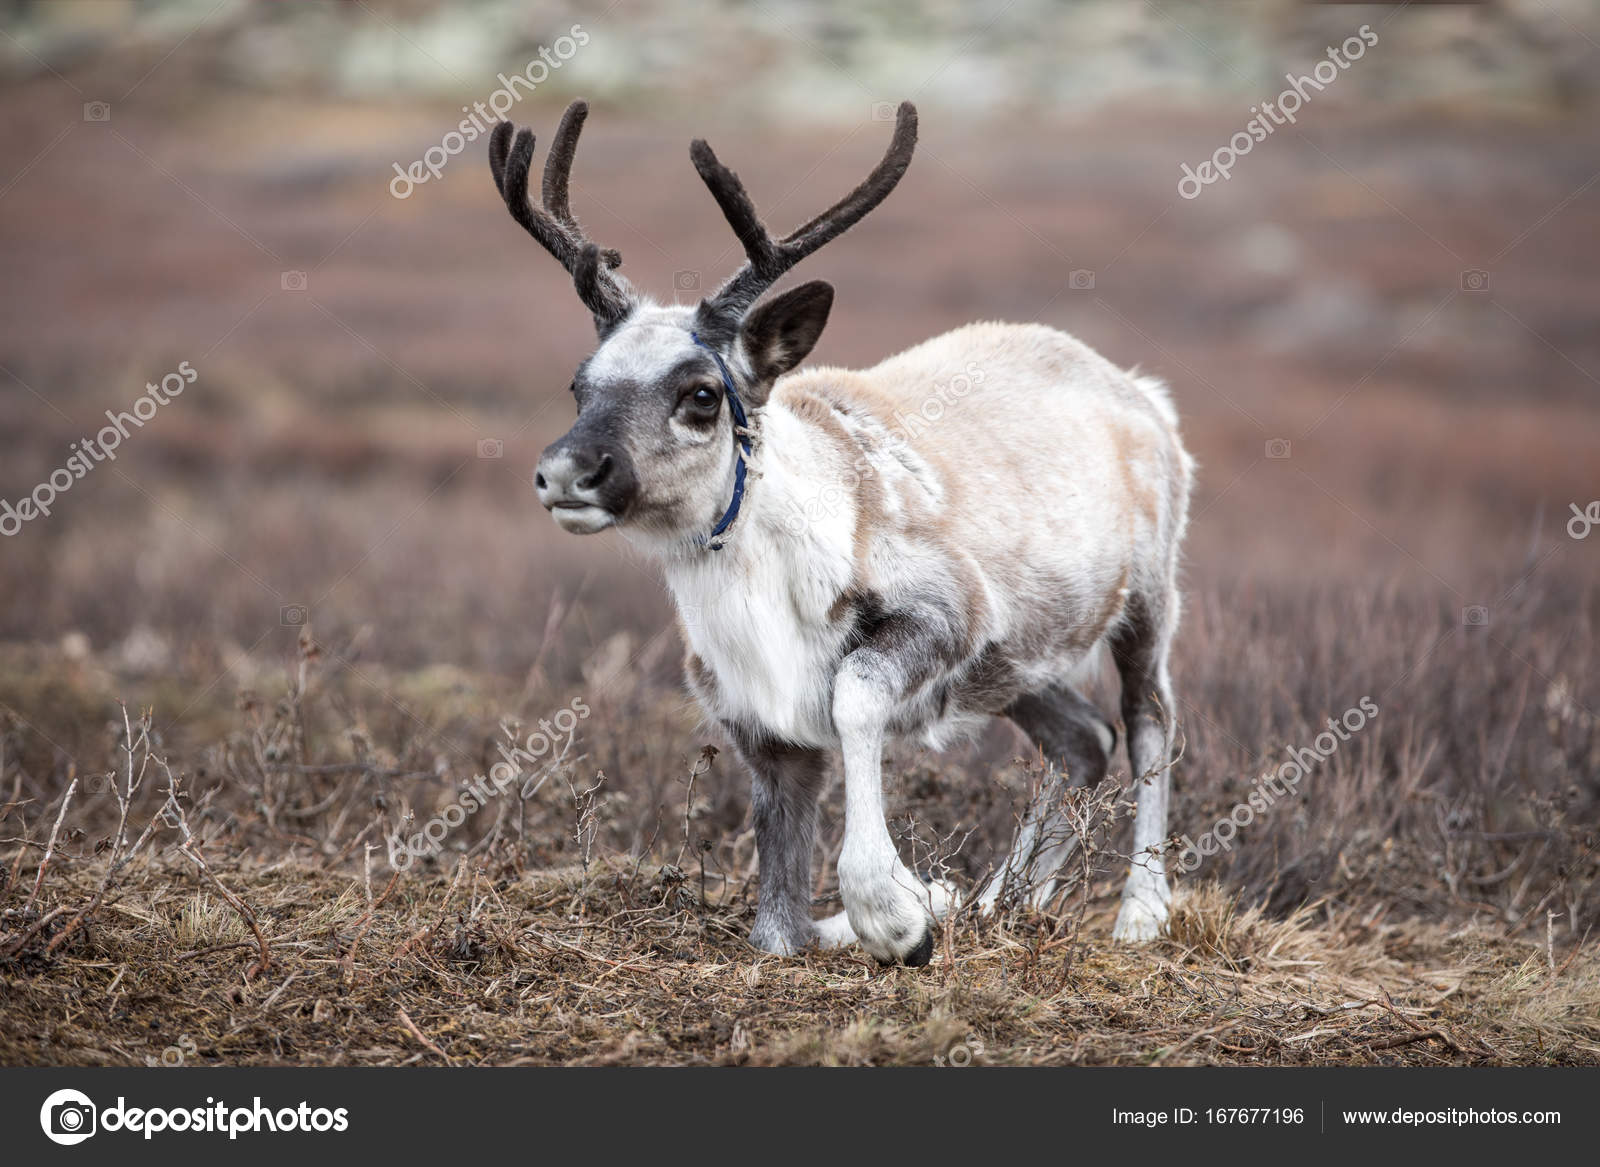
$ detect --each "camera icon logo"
[870,102,898,122]
[1462,605,1490,627]
[1460,269,1490,293]
[477,438,504,459]
[40,1089,97,1145]
[1068,269,1096,290]
[1265,438,1292,460]
[281,270,308,292]
[672,270,701,292]
[83,102,111,122]
[280,604,308,627]
[934,1032,986,1067]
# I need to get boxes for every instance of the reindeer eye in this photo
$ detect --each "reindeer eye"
[692,386,719,411]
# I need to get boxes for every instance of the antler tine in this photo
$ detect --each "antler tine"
[488,103,630,324]
[781,102,917,252]
[695,101,918,319]
[488,119,512,197]
[500,126,569,259]
[542,101,586,228]
[544,102,623,270]
[688,139,780,273]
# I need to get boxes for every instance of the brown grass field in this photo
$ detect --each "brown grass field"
[2,3,1598,1066]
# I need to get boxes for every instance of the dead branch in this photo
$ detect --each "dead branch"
[23,777,77,914]
[159,759,271,979]
[342,868,400,984]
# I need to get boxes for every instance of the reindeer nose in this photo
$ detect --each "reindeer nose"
[576,453,613,491]
[536,444,606,501]
[535,438,637,527]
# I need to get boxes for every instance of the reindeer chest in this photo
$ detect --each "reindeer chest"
[669,546,856,749]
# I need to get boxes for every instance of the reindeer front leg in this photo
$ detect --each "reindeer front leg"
[831,618,958,966]
[729,728,831,956]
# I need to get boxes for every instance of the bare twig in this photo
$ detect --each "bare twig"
[396,1007,451,1063]
[160,760,271,979]
[23,777,77,914]
[342,869,400,984]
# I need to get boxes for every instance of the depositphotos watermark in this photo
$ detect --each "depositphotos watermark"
[40,1089,348,1145]
[1,360,197,537]
[1178,24,1378,200]
[386,696,589,869]
[934,1033,987,1067]
[389,25,590,199]
[1568,501,1599,540]
[1172,696,1379,873]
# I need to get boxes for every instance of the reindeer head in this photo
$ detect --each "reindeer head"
[489,101,917,545]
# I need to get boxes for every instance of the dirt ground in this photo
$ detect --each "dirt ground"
[1,644,1595,1066]
[6,861,1597,1067]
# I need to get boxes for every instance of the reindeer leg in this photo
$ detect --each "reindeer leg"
[730,729,829,956]
[980,685,1115,912]
[1110,592,1179,942]
[831,615,960,966]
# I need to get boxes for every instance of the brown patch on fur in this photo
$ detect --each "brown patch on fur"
[849,467,888,578]
[1113,420,1161,528]
[783,391,840,431]
[685,650,719,703]
[826,584,864,625]
[779,382,889,598]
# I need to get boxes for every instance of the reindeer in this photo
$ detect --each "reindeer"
[489,100,1193,965]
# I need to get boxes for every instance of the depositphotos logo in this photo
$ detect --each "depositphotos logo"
[40,1088,349,1143]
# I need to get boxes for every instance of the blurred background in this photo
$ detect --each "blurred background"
[1,0,1596,924]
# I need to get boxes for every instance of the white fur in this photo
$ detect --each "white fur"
[813,910,858,949]
[659,409,858,747]
[583,307,703,385]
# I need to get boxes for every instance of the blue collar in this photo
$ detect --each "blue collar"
[690,331,751,549]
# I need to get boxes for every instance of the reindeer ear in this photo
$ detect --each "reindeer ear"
[740,280,834,386]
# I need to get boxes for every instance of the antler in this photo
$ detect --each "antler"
[488,101,632,327]
[691,102,918,321]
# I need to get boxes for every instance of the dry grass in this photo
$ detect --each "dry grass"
[4,859,1595,1067]
[1,624,1596,1067]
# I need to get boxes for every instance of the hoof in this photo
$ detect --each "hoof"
[1111,898,1168,943]
[878,929,934,968]
[1112,872,1172,943]
[748,928,803,956]
[904,930,934,966]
